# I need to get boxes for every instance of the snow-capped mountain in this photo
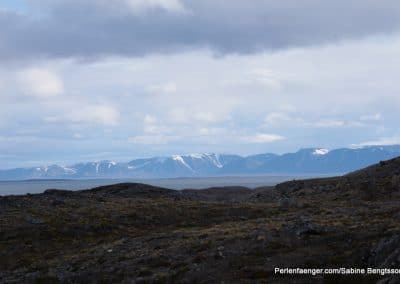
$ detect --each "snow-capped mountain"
[1,146,400,180]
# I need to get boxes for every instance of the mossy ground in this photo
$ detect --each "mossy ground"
[1,172,400,283]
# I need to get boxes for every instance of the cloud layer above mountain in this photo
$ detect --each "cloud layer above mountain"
[1,0,400,60]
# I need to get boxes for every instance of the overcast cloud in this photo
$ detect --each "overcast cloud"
[1,0,400,168]
[1,0,400,60]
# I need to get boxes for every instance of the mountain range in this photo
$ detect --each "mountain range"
[1,145,400,180]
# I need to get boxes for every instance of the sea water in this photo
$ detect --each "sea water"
[0,176,317,196]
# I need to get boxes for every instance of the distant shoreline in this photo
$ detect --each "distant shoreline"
[0,175,329,197]
[0,173,339,183]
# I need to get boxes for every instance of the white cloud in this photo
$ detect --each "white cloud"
[165,106,231,125]
[18,68,64,98]
[73,133,83,139]
[68,105,120,126]
[46,104,120,126]
[241,133,285,144]
[314,120,346,128]
[167,108,188,124]
[148,82,177,94]
[143,114,170,134]
[126,0,185,13]
[351,136,400,147]
[312,119,368,128]
[251,69,282,90]
[129,135,178,145]
[3,33,400,166]
[360,113,382,121]
[197,127,226,136]
[193,112,226,123]
[144,114,157,125]
[264,112,292,126]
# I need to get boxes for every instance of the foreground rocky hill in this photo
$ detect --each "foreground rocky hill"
[1,158,400,283]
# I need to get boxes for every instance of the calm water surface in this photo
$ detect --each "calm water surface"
[0,176,320,196]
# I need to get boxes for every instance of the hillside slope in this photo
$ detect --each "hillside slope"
[1,157,400,283]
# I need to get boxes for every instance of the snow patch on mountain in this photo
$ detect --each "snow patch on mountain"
[108,161,116,169]
[207,153,223,168]
[188,153,205,159]
[313,148,329,156]
[62,167,77,174]
[172,155,194,171]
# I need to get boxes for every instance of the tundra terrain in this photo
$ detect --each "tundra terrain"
[1,158,400,283]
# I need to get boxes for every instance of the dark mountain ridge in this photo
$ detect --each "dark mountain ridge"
[1,145,400,180]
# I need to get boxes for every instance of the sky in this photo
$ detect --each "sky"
[1,0,400,168]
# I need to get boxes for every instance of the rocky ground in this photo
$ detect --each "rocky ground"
[1,158,400,283]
